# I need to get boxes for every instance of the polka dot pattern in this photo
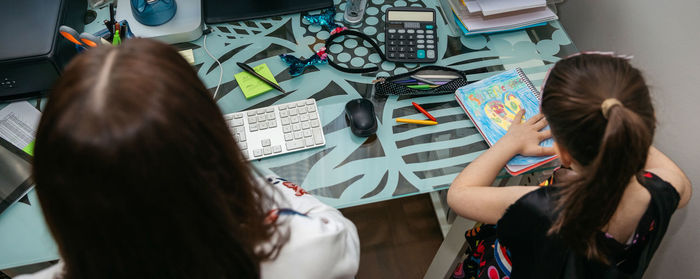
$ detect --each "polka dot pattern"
[316,31,330,40]
[351,57,365,67]
[368,53,382,63]
[366,7,379,15]
[337,53,352,63]
[354,47,369,56]
[344,39,358,48]
[329,44,344,53]
[366,17,379,25]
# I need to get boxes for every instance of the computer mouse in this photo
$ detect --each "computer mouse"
[345,98,377,137]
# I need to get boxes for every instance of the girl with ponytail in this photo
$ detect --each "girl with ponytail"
[447,53,691,278]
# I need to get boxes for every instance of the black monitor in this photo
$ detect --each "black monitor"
[203,0,334,24]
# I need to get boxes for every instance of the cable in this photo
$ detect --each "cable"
[202,26,223,99]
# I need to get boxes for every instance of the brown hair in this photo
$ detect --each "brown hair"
[33,39,282,278]
[541,54,655,262]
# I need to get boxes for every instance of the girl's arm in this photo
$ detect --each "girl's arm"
[447,110,556,224]
[644,146,692,208]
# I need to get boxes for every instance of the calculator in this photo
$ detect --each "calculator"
[385,7,437,63]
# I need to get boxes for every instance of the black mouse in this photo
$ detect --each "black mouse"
[345,98,377,137]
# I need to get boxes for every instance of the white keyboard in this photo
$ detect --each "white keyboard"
[225,99,326,160]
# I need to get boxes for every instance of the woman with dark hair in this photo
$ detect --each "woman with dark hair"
[447,53,691,278]
[17,39,359,279]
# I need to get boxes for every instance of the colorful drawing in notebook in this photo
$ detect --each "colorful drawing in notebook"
[483,92,522,130]
[455,68,554,169]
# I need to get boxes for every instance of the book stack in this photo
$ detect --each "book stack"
[440,0,558,36]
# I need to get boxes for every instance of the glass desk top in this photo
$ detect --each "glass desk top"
[166,0,577,208]
[0,0,576,269]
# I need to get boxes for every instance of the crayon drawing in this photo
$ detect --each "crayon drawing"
[456,68,554,166]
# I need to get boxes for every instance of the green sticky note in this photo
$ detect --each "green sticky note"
[234,64,280,99]
[22,141,35,156]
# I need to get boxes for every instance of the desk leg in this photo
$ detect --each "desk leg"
[422,216,476,279]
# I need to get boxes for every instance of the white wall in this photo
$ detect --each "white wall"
[557,0,699,277]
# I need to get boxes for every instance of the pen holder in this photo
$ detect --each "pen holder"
[94,19,136,44]
[374,65,475,96]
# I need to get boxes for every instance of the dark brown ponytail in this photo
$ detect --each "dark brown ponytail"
[540,54,656,262]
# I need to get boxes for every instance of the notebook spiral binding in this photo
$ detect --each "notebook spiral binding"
[515,68,541,101]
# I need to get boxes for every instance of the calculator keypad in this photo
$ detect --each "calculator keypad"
[385,23,437,63]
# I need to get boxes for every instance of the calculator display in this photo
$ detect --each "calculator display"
[387,11,433,22]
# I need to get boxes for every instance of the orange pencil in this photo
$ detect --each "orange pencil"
[412,102,437,121]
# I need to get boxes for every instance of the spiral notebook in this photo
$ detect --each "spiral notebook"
[455,68,557,176]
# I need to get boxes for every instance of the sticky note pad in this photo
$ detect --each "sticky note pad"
[178,49,195,65]
[234,64,280,99]
[22,141,35,156]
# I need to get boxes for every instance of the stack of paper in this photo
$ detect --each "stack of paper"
[473,0,546,16]
[443,0,557,35]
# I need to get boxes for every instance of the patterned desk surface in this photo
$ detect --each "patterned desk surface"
[0,0,576,269]
[160,0,577,208]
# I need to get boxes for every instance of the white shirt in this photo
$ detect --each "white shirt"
[15,176,360,279]
[260,176,360,279]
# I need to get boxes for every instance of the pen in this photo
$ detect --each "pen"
[410,75,438,85]
[411,102,437,121]
[236,62,286,93]
[104,19,113,35]
[121,23,127,39]
[395,118,438,125]
[109,3,115,27]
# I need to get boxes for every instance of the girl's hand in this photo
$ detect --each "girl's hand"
[498,110,555,157]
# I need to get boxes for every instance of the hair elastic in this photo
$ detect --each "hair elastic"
[601,98,623,119]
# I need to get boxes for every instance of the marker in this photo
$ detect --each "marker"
[396,118,438,125]
[112,30,121,46]
[236,62,286,93]
[411,102,437,121]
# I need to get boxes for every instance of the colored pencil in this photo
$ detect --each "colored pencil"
[395,118,438,125]
[411,102,437,121]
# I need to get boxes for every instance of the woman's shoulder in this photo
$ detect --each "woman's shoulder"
[259,175,360,279]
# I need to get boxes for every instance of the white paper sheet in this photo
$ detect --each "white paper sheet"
[0,102,41,151]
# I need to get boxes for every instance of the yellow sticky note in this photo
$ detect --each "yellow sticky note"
[234,64,279,99]
[178,49,195,65]
[22,141,35,156]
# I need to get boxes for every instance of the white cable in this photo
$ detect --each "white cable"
[202,28,223,100]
